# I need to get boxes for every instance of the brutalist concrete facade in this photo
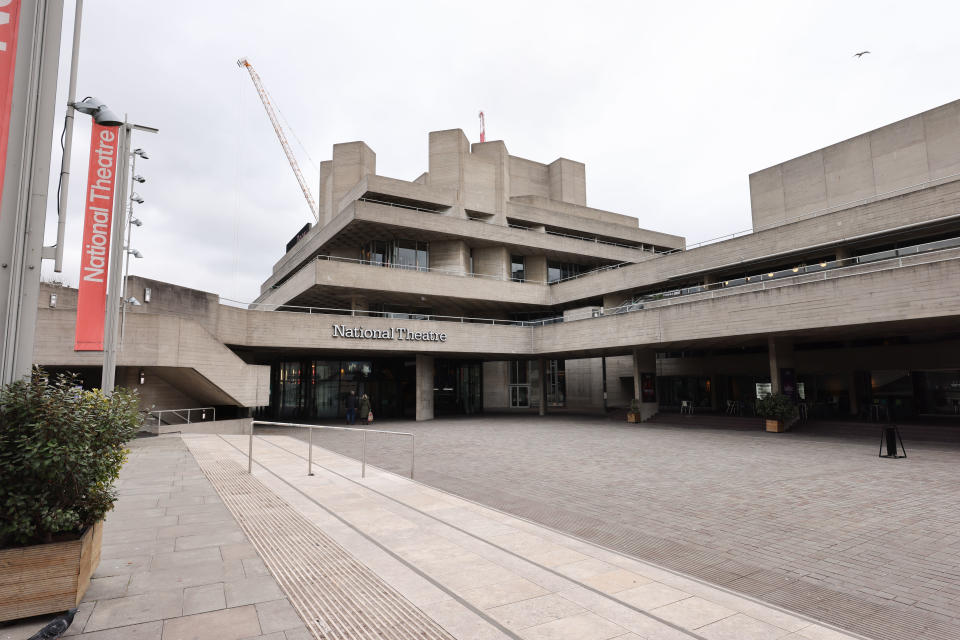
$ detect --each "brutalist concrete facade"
[33,99,960,423]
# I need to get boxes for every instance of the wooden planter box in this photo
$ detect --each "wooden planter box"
[765,419,786,433]
[626,413,641,423]
[0,521,102,622]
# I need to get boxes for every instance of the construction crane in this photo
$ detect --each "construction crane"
[237,57,319,222]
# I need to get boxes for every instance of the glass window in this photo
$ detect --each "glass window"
[509,360,528,385]
[511,255,525,282]
[364,241,388,266]
[547,262,562,283]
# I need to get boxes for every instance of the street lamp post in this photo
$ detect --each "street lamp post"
[120,149,147,346]
[101,121,156,394]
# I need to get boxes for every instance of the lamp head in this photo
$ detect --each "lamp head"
[130,217,143,227]
[126,296,141,306]
[130,194,144,204]
[72,96,122,126]
[133,148,149,159]
[129,249,143,259]
[133,175,146,183]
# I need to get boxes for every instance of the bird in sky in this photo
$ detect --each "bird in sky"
[854,51,871,58]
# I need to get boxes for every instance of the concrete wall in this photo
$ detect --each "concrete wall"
[431,240,470,275]
[553,177,960,306]
[483,361,510,408]
[750,99,960,230]
[564,357,604,412]
[473,246,511,280]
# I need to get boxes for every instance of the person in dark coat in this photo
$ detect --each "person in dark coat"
[359,393,371,425]
[346,390,357,425]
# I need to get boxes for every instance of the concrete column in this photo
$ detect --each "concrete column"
[848,371,859,416]
[538,358,547,416]
[632,349,659,422]
[415,355,434,421]
[767,336,795,394]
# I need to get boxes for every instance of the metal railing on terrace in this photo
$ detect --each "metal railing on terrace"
[665,171,960,253]
[359,194,673,254]
[603,235,960,316]
[310,253,633,286]
[222,297,564,327]
[232,234,960,329]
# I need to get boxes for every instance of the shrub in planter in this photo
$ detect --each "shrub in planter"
[627,398,641,423]
[0,369,142,548]
[754,393,797,431]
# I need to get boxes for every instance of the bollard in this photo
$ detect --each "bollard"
[308,427,314,476]
[879,425,907,459]
[247,431,253,473]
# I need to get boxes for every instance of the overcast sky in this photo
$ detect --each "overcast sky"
[41,0,960,303]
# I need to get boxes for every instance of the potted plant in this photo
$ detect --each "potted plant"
[0,369,141,622]
[755,393,797,432]
[627,398,641,423]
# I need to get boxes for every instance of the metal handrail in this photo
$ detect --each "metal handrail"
[228,236,960,328]
[601,242,960,317]
[248,420,415,479]
[665,170,960,253]
[222,297,563,326]
[313,254,549,284]
[148,406,215,425]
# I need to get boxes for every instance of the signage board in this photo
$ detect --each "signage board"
[74,124,120,351]
[331,324,447,342]
[0,0,22,218]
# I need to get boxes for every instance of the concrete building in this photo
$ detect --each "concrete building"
[34,99,960,424]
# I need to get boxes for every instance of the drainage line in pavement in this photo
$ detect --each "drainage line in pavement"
[241,435,710,640]
[217,435,525,640]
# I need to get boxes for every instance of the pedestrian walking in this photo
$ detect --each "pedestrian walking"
[345,390,357,425]
[359,393,371,425]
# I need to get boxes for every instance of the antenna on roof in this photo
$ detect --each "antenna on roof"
[478,111,486,143]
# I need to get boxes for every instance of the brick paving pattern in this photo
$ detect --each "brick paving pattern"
[268,414,960,640]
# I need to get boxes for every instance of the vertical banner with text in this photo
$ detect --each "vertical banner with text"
[75,124,120,350]
[0,0,22,219]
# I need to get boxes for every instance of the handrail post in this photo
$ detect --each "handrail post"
[361,430,367,478]
[410,434,415,479]
[247,429,253,473]
[307,426,314,476]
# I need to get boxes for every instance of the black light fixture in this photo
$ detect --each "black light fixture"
[138,369,145,385]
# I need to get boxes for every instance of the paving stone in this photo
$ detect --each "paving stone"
[518,612,627,639]
[73,620,162,639]
[650,596,737,630]
[150,546,223,570]
[224,577,285,608]
[160,605,261,640]
[183,583,226,615]
[698,613,789,640]
[616,583,690,610]
[81,575,130,602]
[460,577,551,609]
[83,589,183,632]
[254,599,303,634]
[488,593,585,629]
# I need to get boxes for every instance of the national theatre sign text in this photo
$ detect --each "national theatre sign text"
[331,324,447,342]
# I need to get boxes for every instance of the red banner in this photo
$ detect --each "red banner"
[75,124,120,351]
[0,0,22,219]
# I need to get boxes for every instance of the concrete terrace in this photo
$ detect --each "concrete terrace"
[2,429,872,640]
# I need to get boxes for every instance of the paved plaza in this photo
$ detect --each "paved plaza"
[264,414,960,640]
[3,430,865,640]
